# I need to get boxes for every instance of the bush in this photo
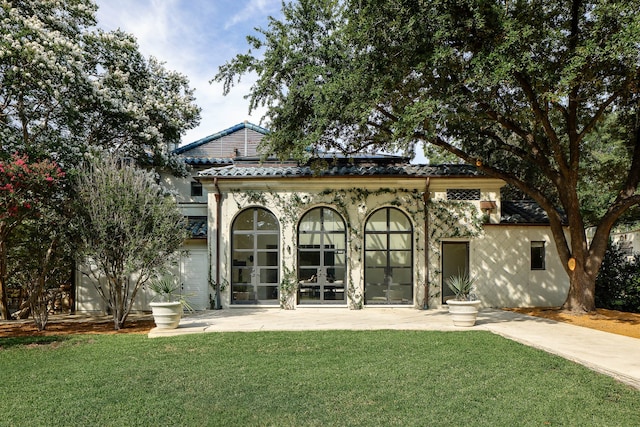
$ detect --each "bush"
[595,241,640,313]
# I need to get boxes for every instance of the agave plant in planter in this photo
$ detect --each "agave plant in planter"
[446,274,481,327]
[149,277,193,329]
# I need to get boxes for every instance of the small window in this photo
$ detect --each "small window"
[531,241,545,270]
[446,189,480,200]
[190,181,203,197]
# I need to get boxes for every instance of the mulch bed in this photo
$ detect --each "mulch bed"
[0,315,155,338]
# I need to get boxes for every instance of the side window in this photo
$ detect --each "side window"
[531,241,545,270]
[190,181,203,197]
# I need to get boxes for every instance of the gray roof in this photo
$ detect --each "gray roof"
[500,201,551,224]
[198,163,482,178]
[174,122,268,155]
[187,216,207,239]
[182,157,233,166]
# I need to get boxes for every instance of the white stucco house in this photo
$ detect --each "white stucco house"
[76,122,570,313]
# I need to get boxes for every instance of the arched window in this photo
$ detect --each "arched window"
[364,208,413,304]
[298,207,347,304]
[231,208,279,304]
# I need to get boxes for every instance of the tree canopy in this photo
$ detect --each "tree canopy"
[75,153,189,330]
[1,0,200,173]
[0,0,201,321]
[216,0,640,312]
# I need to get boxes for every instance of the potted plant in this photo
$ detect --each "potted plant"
[149,277,192,329]
[445,274,481,327]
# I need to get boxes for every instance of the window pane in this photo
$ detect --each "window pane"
[531,241,545,270]
[390,250,411,267]
[233,234,253,249]
[387,284,412,302]
[324,233,345,250]
[390,267,412,285]
[257,251,278,266]
[299,268,318,282]
[234,210,254,230]
[365,234,387,250]
[257,285,278,300]
[232,251,254,267]
[323,209,345,232]
[366,268,386,285]
[300,251,321,266]
[365,283,386,303]
[389,233,410,250]
[366,250,387,267]
[257,234,278,249]
[232,268,252,284]
[299,208,321,232]
[389,209,411,231]
[366,209,387,231]
[256,209,278,230]
[327,267,345,283]
[299,233,320,247]
[260,268,279,284]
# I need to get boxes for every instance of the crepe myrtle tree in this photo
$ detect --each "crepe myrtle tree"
[8,206,78,330]
[0,153,65,320]
[75,153,190,330]
[0,0,200,175]
[215,0,640,313]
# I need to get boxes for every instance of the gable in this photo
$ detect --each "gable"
[174,122,268,159]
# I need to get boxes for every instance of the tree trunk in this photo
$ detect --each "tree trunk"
[0,239,10,320]
[561,266,596,312]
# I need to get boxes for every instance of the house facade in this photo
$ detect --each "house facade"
[76,122,569,313]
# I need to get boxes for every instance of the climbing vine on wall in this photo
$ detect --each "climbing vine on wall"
[425,199,484,305]
[229,188,482,310]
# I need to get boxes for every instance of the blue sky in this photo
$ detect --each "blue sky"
[95,0,282,145]
[94,0,427,162]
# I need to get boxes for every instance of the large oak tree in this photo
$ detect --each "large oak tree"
[216,0,640,313]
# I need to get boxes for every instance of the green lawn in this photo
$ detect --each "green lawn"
[1,331,638,426]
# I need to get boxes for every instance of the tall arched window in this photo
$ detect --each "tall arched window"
[364,208,413,304]
[298,207,347,304]
[231,208,279,304]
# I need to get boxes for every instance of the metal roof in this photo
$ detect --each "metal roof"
[173,122,269,155]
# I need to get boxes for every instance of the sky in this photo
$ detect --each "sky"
[95,0,282,146]
[94,0,427,162]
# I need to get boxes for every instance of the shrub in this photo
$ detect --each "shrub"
[595,241,640,313]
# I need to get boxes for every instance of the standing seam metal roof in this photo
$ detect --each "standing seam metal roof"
[173,122,269,155]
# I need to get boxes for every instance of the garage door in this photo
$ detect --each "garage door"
[180,249,209,311]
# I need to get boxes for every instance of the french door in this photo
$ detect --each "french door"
[298,208,346,304]
[231,208,279,304]
[364,208,413,304]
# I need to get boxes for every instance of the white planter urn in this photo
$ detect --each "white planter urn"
[446,300,481,327]
[150,301,182,329]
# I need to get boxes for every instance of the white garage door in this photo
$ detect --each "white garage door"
[180,249,209,311]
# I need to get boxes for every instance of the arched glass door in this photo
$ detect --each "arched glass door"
[231,208,279,304]
[365,208,413,304]
[298,207,347,304]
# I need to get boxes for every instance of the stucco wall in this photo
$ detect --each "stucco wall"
[206,178,569,310]
[471,226,569,308]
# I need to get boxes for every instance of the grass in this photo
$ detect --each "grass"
[1,331,639,426]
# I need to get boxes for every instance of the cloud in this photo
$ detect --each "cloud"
[94,0,276,144]
[224,0,281,30]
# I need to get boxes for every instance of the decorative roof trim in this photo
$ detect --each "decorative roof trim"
[174,122,269,155]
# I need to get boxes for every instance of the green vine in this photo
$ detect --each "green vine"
[279,264,297,309]
[227,188,482,310]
